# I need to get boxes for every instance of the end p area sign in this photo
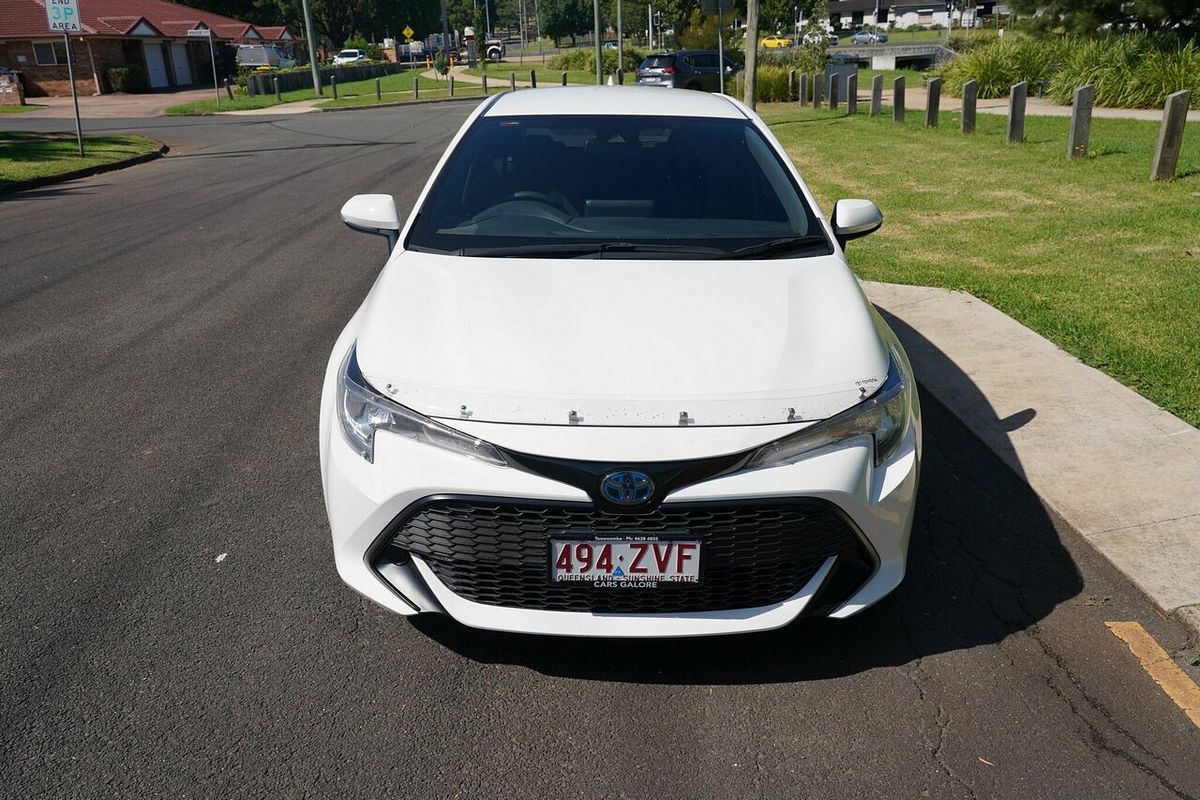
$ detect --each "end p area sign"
[46,0,83,33]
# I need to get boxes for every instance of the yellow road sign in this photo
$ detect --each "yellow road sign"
[402,25,414,40]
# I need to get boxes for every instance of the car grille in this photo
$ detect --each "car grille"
[379,497,871,613]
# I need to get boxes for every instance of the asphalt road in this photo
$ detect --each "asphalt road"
[2,104,1198,799]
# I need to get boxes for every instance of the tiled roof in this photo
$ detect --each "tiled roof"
[0,0,266,39]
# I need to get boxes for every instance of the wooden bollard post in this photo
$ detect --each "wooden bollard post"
[375,77,381,102]
[961,79,977,133]
[449,75,455,96]
[893,76,905,123]
[799,73,809,107]
[1150,89,1191,181]
[788,68,796,102]
[828,73,838,110]
[1007,81,1028,144]
[530,69,537,88]
[482,73,488,94]
[561,71,568,86]
[617,68,624,85]
[812,73,823,108]
[224,78,233,100]
[925,76,942,127]
[510,72,516,92]
[273,76,282,102]
[331,75,338,99]
[1068,84,1095,158]
[413,76,419,99]
[846,73,857,115]
[870,74,882,116]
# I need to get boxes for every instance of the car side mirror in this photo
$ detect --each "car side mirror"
[831,198,883,247]
[341,194,401,251]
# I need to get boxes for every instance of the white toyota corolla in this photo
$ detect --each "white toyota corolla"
[319,87,921,637]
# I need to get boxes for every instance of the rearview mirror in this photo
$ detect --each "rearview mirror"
[341,194,401,251]
[831,199,883,247]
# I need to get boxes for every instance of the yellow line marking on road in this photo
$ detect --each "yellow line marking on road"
[1105,621,1200,728]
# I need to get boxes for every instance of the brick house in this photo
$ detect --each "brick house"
[0,0,296,96]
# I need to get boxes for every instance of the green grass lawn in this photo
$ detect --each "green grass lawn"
[462,66,599,85]
[759,104,1200,426]
[317,77,488,109]
[858,67,929,86]
[0,132,159,187]
[166,70,435,114]
[0,104,39,114]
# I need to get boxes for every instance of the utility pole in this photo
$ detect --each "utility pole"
[299,0,321,95]
[717,0,725,94]
[617,0,623,73]
[441,0,452,58]
[743,0,759,108]
[593,0,602,83]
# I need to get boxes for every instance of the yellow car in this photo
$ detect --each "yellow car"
[761,35,793,48]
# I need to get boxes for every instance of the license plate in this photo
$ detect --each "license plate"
[550,537,700,587]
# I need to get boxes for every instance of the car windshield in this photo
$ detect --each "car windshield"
[338,50,358,57]
[641,55,674,69]
[405,114,830,259]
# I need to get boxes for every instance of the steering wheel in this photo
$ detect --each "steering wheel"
[510,190,579,217]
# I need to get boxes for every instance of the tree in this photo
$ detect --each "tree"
[1008,0,1199,37]
[540,0,591,45]
[743,0,758,107]
[758,0,819,36]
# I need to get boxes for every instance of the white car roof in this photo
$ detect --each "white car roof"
[483,86,747,119]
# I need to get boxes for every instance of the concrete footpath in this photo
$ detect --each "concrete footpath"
[865,281,1200,638]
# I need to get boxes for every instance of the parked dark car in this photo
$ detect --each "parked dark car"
[635,51,741,92]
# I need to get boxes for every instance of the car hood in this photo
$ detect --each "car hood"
[354,251,889,426]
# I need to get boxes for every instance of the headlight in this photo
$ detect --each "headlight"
[337,344,507,467]
[745,352,913,470]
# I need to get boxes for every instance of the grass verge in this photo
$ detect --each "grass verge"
[317,82,488,109]
[165,70,434,114]
[0,104,40,114]
[0,132,159,188]
[462,66,597,85]
[760,104,1200,426]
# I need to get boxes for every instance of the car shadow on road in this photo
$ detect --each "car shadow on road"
[412,310,1082,684]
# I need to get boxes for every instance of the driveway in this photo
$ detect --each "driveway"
[13,86,214,118]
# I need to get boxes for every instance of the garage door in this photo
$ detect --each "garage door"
[170,42,192,85]
[142,41,169,88]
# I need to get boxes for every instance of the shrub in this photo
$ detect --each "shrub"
[1048,37,1200,109]
[755,65,792,102]
[547,46,645,76]
[946,29,999,53]
[936,33,1200,108]
[106,64,146,93]
[934,36,1069,99]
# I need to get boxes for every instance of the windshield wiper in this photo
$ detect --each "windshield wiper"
[456,242,725,258]
[719,235,830,260]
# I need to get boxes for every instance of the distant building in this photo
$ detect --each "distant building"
[0,0,296,96]
[826,1,1008,31]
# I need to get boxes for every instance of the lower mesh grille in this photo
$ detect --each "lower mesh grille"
[379,497,872,613]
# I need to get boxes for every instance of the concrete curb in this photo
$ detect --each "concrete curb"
[0,139,168,194]
[864,281,1200,645]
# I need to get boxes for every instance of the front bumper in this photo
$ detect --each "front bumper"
[321,412,920,637]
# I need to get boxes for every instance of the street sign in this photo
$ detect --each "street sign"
[187,28,221,106]
[402,25,414,40]
[45,0,82,33]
